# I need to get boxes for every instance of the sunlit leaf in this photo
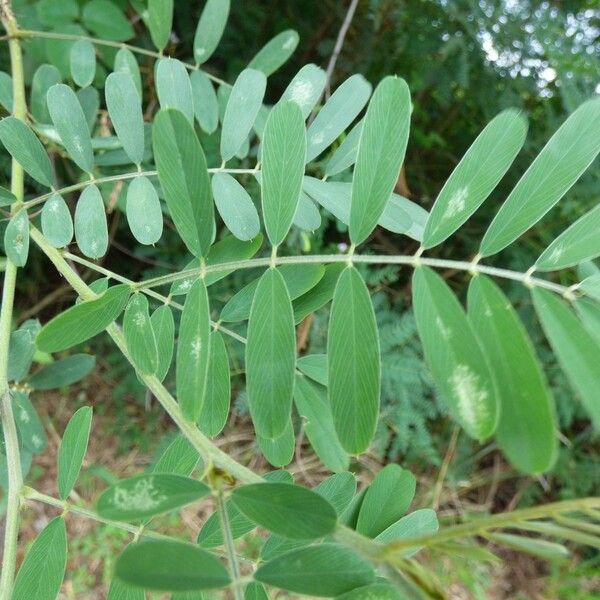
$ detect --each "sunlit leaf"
[0,117,53,186]
[231,482,337,539]
[280,64,326,118]
[12,517,67,600]
[105,72,145,166]
[97,474,209,521]
[220,68,266,161]
[212,172,260,241]
[248,30,299,76]
[57,406,93,499]
[41,194,73,248]
[412,266,499,440]
[153,108,214,257]
[468,276,557,473]
[177,279,211,422]
[480,97,600,256]
[349,76,411,245]
[156,58,195,125]
[74,184,108,258]
[306,74,371,162]
[532,287,600,429]
[254,543,374,596]
[36,284,131,352]
[246,268,296,438]
[423,109,528,248]
[115,540,229,591]
[328,266,380,454]
[194,0,230,64]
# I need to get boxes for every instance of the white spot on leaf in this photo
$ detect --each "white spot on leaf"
[443,186,469,219]
[449,364,489,432]
[113,477,166,511]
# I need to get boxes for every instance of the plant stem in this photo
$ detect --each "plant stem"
[0,1,27,595]
[216,490,244,600]
[136,253,575,298]
[1,29,232,88]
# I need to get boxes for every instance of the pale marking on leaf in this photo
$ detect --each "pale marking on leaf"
[311,131,325,145]
[288,79,313,107]
[442,186,469,219]
[436,316,451,339]
[134,312,146,327]
[31,434,42,448]
[191,336,202,359]
[449,364,489,433]
[19,407,29,423]
[112,477,167,511]
[549,244,564,264]
[282,36,295,50]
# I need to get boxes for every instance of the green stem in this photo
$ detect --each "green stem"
[29,227,260,484]
[136,254,574,298]
[0,1,27,595]
[22,167,259,211]
[3,29,232,88]
[216,490,244,600]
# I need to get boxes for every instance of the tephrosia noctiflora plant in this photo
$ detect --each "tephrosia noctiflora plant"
[1,0,600,598]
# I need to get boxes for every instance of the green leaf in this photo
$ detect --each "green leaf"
[70,39,96,88]
[190,70,219,134]
[222,263,324,322]
[156,58,195,125]
[82,0,134,41]
[4,208,30,267]
[29,354,95,390]
[293,263,345,323]
[314,472,356,515]
[575,297,600,346]
[293,375,349,472]
[306,74,372,162]
[248,29,299,76]
[328,266,380,454]
[488,533,569,562]
[97,474,209,521]
[245,582,268,600]
[212,172,260,241]
[254,543,374,597]
[107,578,145,600]
[12,517,67,600]
[423,109,528,248]
[261,101,307,246]
[124,294,158,374]
[193,0,230,64]
[41,194,73,248]
[148,0,173,50]
[246,268,296,438]
[374,508,439,557]
[0,71,12,112]
[356,464,416,538]
[349,76,411,245]
[257,420,295,467]
[0,117,53,186]
[115,539,230,591]
[14,390,47,453]
[30,64,62,124]
[536,203,600,271]
[480,96,600,257]
[297,354,327,385]
[336,584,406,599]
[231,482,337,539]
[468,276,557,473]
[532,287,600,429]
[303,177,418,239]
[280,64,326,118]
[36,284,131,352]
[170,234,264,295]
[44,23,86,79]
[0,184,16,207]
[580,275,600,304]
[105,72,145,166]
[7,322,39,381]
[324,118,363,177]
[293,192,321,232]
[153,108,214,257]
[198,331,230,437]
[77,85,99,132]
[412,266,499,440]
[47,83,94,172]
[150,304,175,382]
[153,433,201,477]
[114,48,142,98]
[57,406,93,498]
[74,184,108,258]
[220,68,266,161]
[126,176,163,245]
[37,0,78,25]
[177,279,211,421]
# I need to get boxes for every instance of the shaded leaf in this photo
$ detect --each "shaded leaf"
[190,70,219,134]
[194,0,230,64]
[248,30,299,76]
[296,354,327,386]
[124,294,158,374]
[293,263,345,323]
[29,354,95,390]
[82,0,134,41]
[257,419,295,467]
[14,390,47,453]
[293,192,321,232]
[156,58,194,125]
[151,304,175,382]
[74,184,108,258]
[4,208,30,267]
[324,118,363,176]
[375,508,439,557]
[114,48,141,97]
[30,64,62,124]
[152,434,201,477]
[41,194,73,248]
[57,406,93,498]
[148,0,173,51]
[126,175,163,245]
[70,39,96,87]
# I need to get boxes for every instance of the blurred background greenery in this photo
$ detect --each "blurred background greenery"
[1,0,599,597]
